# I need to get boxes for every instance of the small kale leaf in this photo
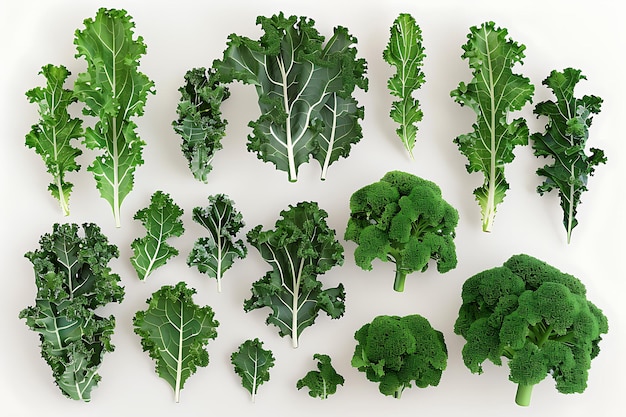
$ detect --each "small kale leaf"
[383,13,426,159]
[231,338,275,402]
[297,353,344,399]
[531,68,605,243]
[25,64,83,216]
[130,190,185,280]
[187,194,247,292]
[244,201,345,348]
[133,282,219,403]
[172,67,230,182]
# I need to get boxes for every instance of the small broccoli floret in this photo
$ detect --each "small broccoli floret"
[345,171,459,292]
[351,314,447,399]
[454,254,609,406]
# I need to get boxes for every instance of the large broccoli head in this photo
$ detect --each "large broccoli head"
[454,254,609,406]
[345,171,459,292]
[351,314,448,399]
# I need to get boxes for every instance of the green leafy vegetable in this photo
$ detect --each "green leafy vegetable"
[213,12,368,182]
[450,21,534,232]
[172,67,230,182]
[187,194,247,292]
[297,353,344,399]
[244,201,345,348]
[345,171,459,292]
[351,314,447,399]
[74,8,155,227]
[454,254,609,406]
[383,13,426,159]
[19,223,124,401]
[133,282,219,403]
[531,68,605,243]
[231,338,275,402]
[130,190,185,280]
[25,64,83,216]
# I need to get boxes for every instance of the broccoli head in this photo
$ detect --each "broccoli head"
[454,254,609,406]
[345,171,459,292]
[351,314,448,399]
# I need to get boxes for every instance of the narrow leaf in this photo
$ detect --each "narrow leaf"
[231,338,275,402]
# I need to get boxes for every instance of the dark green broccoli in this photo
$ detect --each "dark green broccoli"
[351,314,447,399]
[345,171,459,291]
[454,254,609,406]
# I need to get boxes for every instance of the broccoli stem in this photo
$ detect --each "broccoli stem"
[515,383,533,406]
[393,268,408,292]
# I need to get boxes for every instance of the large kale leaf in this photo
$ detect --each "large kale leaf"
[451,21,534,232]
[19,223,124,401]
[213,13,368,181]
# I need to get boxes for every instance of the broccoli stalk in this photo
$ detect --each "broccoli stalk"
[345,171,459,292]
[454,254,609,406]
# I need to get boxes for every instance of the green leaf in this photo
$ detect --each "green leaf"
[531,68,605,243]
[383,13,426,159]
[187,194,247,292]
[451,22,534,232]
[244,201,345,348]
[297,353,344,399]
[213,13,368,181]
[19,223,123,401]
[231,338,275,402]
[74,8,155,227]
[130,190,185,280]
[25,64,83,216]
[133,282,219,403]
[172,67,230,182]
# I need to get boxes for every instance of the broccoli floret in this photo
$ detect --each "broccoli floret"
[454,254,609,406]
[351,314,447,399]
[345,171,459,291]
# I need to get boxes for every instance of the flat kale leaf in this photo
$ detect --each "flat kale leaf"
[74,8,155,227]
[451,21,534,232]
[231,338,275,402]
[213,13,368,181]
[26,64,83,216]
[130,190,185,280]
[244,201,345,348]
[531,68,605,243]
[187,194,247,292]
[133,282,219,402]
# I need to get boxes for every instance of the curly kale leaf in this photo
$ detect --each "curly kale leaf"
[383,13,425,159]
[451,21,534,232]
[231,338,275,402]
[187,194,247,292]
[19,223,124,401]
[74,8,155,227]
[531,68,605,243]
[213,13,368,181]
[133,282,219,403]
[297,353,344,399]
[25,64,83,216]
[172,67,230,182]
[130,190,185,280]
[244,201,345,348]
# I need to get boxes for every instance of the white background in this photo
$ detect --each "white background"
[1,0,624,416]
